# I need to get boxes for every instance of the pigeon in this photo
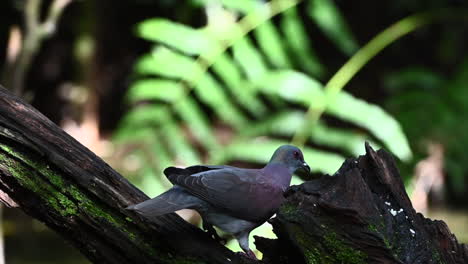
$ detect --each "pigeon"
[126,145,310,259]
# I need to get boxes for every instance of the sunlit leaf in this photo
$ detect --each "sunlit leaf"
[159,110,201,164]
[232,37,268,81]
[113,126,156,143]
[254,20,291,68]
[150,132,173,178]
[281,7,325,77]
[211,53,267,117]
[208,0,260,13]
[139,167,166,198]
[243,111,378,156]
[136,47,248,128]
[255,70,411,161]
[127,79,184,103]
[115,105,159,129]
[328,92,412,161]
[231,36,284,106]
[173,98,218,150]
[137,18,215,55]
[256,70,324,101]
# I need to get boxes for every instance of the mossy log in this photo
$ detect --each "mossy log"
[0,85,467,264]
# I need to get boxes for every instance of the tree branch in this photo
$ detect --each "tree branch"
[0,85,244,264]
[6,0,73,96]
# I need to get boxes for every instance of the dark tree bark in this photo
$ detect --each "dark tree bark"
[0,85,467,264]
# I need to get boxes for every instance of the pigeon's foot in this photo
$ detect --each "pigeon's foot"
[237,250,257,260]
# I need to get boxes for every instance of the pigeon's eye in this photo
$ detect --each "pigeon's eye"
[293,151,300,158]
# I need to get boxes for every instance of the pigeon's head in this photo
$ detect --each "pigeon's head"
[269,145,310,176]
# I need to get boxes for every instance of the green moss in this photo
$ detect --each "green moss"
[323,232,367,264]
[280,203,300,218]
[288,224,366,264]
[383,238,392,249]
[367,222,392,250]
[301,247,322,264]
[0,144,209,262]
[0,146,156,255]
[287,225,323,264]
[431,246,445,264]
[168,257,206,264]
[368,224,378,233]
[0,150,77,216]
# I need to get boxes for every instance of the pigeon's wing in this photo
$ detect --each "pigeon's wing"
[164,166,271,222]
[164,165,234,177]
[126,186,202,217]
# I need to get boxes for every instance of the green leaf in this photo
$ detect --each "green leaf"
[135,47,198,78]
[118,0,412,198]
[211,53,267,117]
[328,92,412,161]
[150,132,173,177]
[113,125,156,143]
[243,111,378,156]
[135,47,248,128]
[137,18,215,55]
[255,70,411,161]
[256,70,325,105]
[173,98,218,150]
[159,110,201,164]
[127,79,185,103]
[307,0,359,55]
[254,20,292,68]
[384,67,445,93]
[208,0,260,13]
[139,167,167,197]
[232,37,268,81]
[115,103,217,152]
[231,37,284,107]
[117,105,167,130]
[281,7,325,77]
[194,73,248,128]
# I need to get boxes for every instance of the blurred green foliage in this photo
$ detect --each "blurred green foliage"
[385,58,468,197]
[113,0,412,198]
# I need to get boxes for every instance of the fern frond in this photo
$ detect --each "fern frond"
[114,0,412,198]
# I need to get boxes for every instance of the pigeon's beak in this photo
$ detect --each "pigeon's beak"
[300,162,311,176]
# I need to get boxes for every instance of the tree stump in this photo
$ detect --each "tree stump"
[257,143,468,264]
[0,85,467,263]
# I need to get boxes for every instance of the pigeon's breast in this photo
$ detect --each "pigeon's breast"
[247,183,285,220]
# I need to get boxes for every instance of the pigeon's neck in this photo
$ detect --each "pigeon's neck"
[262,162,293,189]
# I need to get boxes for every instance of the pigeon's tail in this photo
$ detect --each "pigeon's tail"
[126,186,199,218]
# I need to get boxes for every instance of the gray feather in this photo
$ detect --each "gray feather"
[126,186,202,218]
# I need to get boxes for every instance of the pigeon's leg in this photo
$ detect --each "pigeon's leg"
[235,232,257,260]
[202,221,226,244]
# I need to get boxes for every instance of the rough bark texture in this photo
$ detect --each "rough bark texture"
[0,85,467,264]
